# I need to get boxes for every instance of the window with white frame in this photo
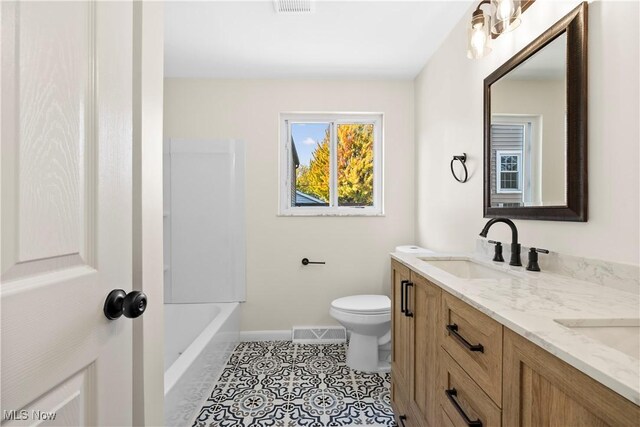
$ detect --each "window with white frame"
[279,113,383,216]
[496,150,523,193]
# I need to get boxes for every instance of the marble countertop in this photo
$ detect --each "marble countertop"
[391,251,640,405]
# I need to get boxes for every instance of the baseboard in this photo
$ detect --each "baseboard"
[239,330,291,342]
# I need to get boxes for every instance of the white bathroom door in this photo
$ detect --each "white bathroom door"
[1,1,135,425]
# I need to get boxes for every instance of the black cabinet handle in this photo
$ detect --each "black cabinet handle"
[400,280,408,313]
[405,282,414,317]
[301,258,325,265]
[399,415,407,427]
[445,388,483,427]
[446,324,484,353]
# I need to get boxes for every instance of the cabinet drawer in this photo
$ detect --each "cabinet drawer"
[439,349,501,427]
[441,292,503,405]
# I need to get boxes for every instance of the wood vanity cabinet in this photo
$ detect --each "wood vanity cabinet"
[503,328,640,427]
[391,260,640,427]
[391,260,441,427]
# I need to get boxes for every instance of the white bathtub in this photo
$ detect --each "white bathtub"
[164,302,240,427]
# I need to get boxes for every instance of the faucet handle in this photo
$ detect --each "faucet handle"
[487,240,504,262]
[526,247,549,271]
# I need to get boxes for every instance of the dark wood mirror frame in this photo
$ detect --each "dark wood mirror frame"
[484,2,587,221]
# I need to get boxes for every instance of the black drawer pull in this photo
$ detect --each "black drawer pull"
[400,280,408,313]
[445,388,483,427]
[399,415,407,427]
[446,324,484,353]
[405,282,414,317]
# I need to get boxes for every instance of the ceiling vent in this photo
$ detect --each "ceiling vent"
[274,0,315,14]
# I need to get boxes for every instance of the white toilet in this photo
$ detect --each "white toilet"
[330,294,391,373]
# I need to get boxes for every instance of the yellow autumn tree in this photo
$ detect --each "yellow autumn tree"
[296,124,373,205]
[296,129,330,202]
[337,124,374,205]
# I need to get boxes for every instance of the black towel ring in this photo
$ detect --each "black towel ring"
[450,154,468,183]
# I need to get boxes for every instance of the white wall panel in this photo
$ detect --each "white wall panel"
[167,139,245,303]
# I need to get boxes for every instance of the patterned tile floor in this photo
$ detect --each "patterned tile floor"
[192,341,397,426]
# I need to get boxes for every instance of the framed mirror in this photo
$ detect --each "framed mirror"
[484,3,587,221]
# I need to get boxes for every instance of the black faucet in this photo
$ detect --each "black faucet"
[479,218,522,266]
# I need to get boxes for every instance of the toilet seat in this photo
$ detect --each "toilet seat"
[331,295,390,315]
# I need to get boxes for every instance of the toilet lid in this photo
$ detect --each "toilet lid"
[331,295,391,314]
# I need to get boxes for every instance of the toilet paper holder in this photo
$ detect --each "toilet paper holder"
[302,258,325,265]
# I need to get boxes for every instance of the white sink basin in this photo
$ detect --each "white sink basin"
[555,318,640,360]
[419,259,514,280]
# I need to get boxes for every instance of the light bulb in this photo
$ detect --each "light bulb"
[496,0,515,21]
[471,27,487,55]
[492,0,521,35]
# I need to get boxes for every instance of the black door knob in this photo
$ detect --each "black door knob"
[104,289,147,320]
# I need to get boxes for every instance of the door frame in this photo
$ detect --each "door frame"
[131,1,165,426]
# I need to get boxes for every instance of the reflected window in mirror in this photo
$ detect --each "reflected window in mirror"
[490,117,537,207]
[497,150,522,193]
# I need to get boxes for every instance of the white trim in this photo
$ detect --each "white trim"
[496,150,523,194]
[240,330,292,342]
[329,121,338,209]
[278,112,384,216]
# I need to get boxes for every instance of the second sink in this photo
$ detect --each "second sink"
[554,318,640,360]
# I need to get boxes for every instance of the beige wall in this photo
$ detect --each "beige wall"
[164,79,415,330]
[415,0,639,265]
[492,78,566,205]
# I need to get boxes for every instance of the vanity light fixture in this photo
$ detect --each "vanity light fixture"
[467,0,535,59]
[467,2,493,59]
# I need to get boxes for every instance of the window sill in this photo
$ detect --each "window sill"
[277,208,385,217]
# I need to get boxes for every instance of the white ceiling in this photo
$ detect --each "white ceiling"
[165,0,473,79]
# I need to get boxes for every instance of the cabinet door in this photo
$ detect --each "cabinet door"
[391,260,413,397]
[503,328,640,427]
[409,272,441,427]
